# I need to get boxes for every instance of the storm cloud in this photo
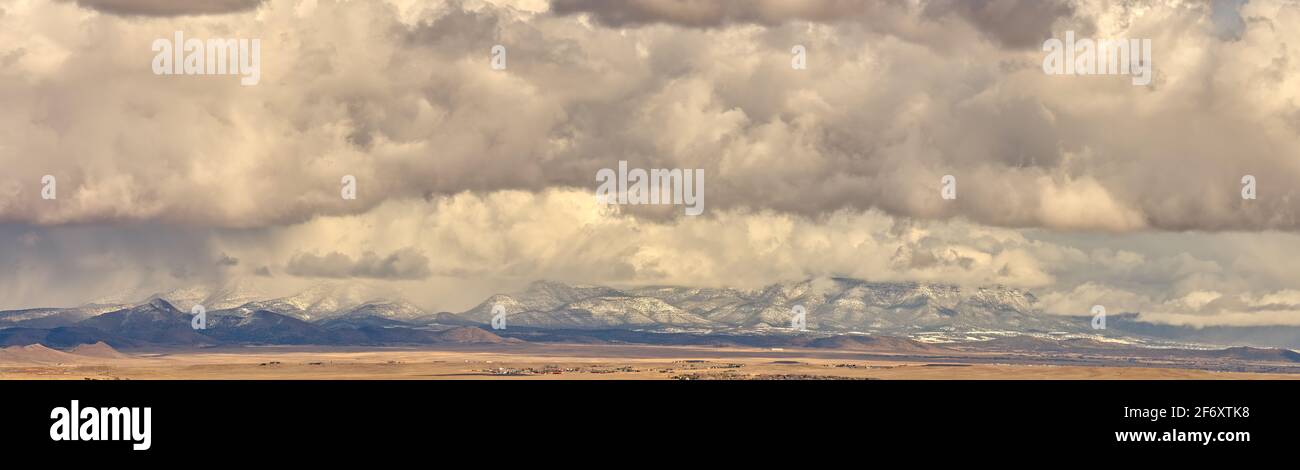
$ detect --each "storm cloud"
[286,248,433,280]
[5,191,1300,327]
[59,0,266,16]
[551,0,1078,48]
[0,0,1297,327]
[0,0,1293,232]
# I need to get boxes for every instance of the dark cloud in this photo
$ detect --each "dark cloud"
[61,0,265,17]
[286,248,433,280]
[6,194,1300,326]
[550,0,891,28]
[217,253,240,267]
[922,0,1076,48]
[1210,0,1247,40]
[0,0,1296,328]
[550,0,1075,48]
[2,0,1297,234]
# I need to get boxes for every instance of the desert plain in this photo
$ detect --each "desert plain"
[3,342,1299,380]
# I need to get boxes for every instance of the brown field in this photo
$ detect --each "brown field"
[3,343,1299,380]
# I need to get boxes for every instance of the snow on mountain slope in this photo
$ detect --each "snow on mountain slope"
[336,299,427,321]
[3,278,1082,336]
[461,278,1081,334]
[201,278,273,310]
[244,281,394,321]
[149,286,212,311]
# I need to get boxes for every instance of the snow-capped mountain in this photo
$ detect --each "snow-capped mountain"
[64,277,1064,335]
[79,298,215,346]
[500,296,717,329]
[5,278,1300,349]
[334,299,428,322]
[246,281,395,321]
[143,280,404,323]
[0,304,127,329]
[148,286,212,311]
[16,295,499,347]
[200,278,274,310]
[84,278,274,314]
[460,278,1078,334]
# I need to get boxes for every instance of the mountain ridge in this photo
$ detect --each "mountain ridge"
[3,278,1300,349]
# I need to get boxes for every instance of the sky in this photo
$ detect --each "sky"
[1,0,1299,327]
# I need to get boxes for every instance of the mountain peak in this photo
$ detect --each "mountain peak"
[272,281,397,321]
[145,297,179,311]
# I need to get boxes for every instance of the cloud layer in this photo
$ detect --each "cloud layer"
[1,0,1299,328]
[286,248,433,280]
[5,188,1300,326]
[0,0,1296,231]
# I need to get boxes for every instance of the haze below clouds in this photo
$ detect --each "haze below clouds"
[1,0,1299,327]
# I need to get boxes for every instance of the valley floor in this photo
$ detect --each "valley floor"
[2,343,1299,380]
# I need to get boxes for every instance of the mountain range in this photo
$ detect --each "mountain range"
[458,279,1073,333]
[2,278,1299,349]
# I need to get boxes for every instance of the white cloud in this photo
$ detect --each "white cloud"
[0,0,1296,231]
[1,1,1299,328]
